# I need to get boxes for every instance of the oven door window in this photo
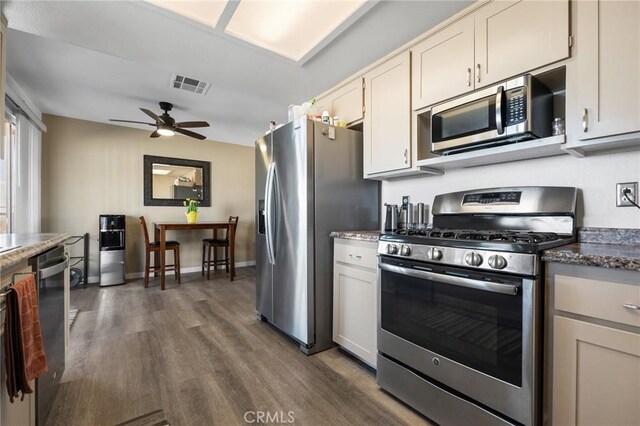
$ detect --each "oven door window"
[432,95,497,143]
[381,260,523,386]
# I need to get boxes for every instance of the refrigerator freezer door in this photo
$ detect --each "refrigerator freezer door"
[255,135,273,320]
[272,120,314,346]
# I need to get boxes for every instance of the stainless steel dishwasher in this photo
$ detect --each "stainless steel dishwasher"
[29,245,68,425]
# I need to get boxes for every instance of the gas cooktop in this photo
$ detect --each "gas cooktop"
[381,228,574,253]
[379,186,578,275]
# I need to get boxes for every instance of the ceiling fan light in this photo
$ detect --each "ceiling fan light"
[157,126,175,136]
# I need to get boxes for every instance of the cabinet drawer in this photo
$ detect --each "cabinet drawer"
[334,239,378,270]
[555,274,640,328]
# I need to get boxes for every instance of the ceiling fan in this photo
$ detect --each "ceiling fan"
[109,101,210,140]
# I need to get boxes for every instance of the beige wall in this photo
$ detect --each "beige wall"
[41,114,255,280]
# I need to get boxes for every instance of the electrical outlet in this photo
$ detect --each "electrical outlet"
[616,182,638,207]
[402,196,410,206]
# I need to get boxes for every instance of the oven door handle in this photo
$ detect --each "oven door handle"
[39,255,69,280]
[379,263,519,296]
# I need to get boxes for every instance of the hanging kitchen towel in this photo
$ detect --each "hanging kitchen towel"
[3,274,48,402]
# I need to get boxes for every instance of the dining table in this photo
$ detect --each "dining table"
[152,221,237,290]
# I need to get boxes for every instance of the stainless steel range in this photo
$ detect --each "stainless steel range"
[376,186,578,426]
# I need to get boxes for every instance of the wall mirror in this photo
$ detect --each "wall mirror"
[143,155,211,206]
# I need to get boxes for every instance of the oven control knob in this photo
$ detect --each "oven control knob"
[387,244,398,255]
[427,247,443,261]
[464,252,483,266]
[400,245,411,256]
[488,255,508,270]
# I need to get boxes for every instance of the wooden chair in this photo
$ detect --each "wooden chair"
[202,216,238,281]
[139,216,181,289]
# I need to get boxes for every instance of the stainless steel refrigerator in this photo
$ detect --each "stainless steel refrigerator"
[255,118,379,354]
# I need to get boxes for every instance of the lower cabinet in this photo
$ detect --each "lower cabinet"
[553,316,640,426]
[548,263,640,425]
[333,239,378,367]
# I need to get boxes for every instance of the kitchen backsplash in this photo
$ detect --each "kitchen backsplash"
[381,149,640,229]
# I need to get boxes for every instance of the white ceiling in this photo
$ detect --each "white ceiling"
[2,0,471,146]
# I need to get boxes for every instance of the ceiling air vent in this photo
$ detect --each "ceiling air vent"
[170,74,211,95]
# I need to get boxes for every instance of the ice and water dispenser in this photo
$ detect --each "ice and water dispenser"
[99,214,126,286]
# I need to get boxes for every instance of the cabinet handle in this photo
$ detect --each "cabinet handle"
[582,108,589,132]
[467,68,471,87]
[348,254,362,260]
[623,303,640,311]
[476,64,481,83]
[403,149,408,164]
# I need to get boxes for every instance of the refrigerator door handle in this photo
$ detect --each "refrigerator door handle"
[264,162,276,265]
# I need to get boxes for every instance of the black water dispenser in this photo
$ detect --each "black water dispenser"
[99,214,126,286]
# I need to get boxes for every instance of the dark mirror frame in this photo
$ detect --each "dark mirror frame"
[143,155,211,207]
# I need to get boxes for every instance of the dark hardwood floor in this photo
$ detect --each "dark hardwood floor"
[47,267,429,425]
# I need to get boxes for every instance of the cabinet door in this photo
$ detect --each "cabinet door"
[573,0,640,141]
[553,316,640,426]
[331,77,364,125]
[475,0,569,88]
[333,264,377,367]
[363,51,411,176]
[411,16,475,109]
[313,95,331,120]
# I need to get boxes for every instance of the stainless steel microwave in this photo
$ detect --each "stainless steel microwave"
[430,74,553,154]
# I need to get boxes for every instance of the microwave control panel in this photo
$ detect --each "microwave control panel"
[505,87,527,126]
[463,191,522,205]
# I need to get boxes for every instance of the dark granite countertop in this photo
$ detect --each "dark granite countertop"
[329,230,380,242]
[0,233,71,270]
[542,227,640,272]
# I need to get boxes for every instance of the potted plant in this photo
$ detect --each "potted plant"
[184,198,199,223]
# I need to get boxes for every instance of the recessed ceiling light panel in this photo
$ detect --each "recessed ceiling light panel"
[225,0,368,62]
[146,0,229,28]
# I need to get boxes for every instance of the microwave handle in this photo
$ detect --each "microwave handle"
[496,85,505,135]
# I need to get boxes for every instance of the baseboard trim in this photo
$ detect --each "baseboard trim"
[123,261,256,280]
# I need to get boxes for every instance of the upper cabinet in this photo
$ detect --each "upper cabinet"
[363,51,411,177]
[565,0,640,154]
[474,0,569,88]
[411,16,475,110]
[412,0,570,110]
[314,77,364,127]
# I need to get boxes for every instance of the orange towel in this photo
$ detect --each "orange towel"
[3,274,48,402]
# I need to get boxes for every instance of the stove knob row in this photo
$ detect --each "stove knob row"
[488,255,508,270]
[464,252,483,267]
[427,247,443,261]
[387,244,398,255]
[400,245,412,256]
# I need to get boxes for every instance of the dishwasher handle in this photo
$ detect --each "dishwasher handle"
[39,254,69,280]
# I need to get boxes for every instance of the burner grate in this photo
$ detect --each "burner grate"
[393,228,560,244]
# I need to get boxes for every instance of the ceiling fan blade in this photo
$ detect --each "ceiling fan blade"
[109,119,155,126]
[140,108,164,124]
[150,130,161,138]
[175,121,210,128]
[175,128,206,140]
